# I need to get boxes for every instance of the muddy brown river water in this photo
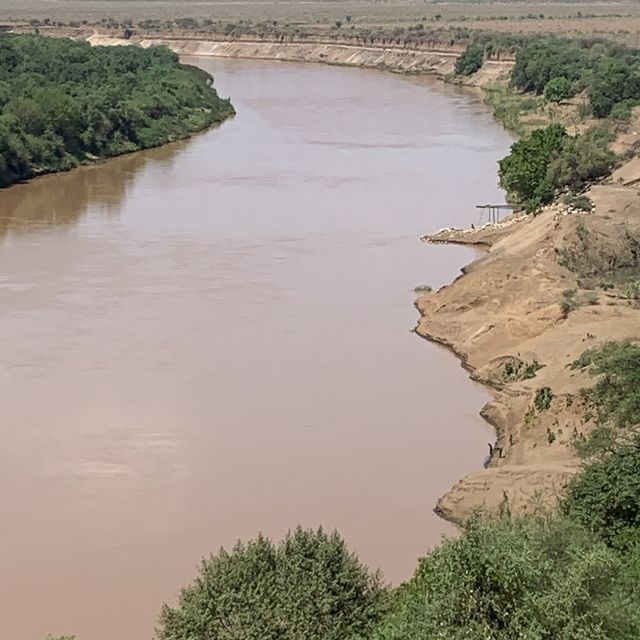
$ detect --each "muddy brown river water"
[0,58,511,639]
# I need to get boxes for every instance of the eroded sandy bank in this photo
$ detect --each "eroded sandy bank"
[71,32,508,84]
[418,165,640,522]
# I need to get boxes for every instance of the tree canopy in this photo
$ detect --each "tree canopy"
[374,514,640,640]
[0,34,234,188]
[454,44,484,76]
[498,123,567,210]
[157,527,387,640]
[498,124,614,211]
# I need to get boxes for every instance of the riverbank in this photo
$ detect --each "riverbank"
[92,34,463,75]
[418,150,640,521]
[5,23,513,85]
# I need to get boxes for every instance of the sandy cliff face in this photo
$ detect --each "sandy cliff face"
[84,33,512,82]
[418,177,640,522]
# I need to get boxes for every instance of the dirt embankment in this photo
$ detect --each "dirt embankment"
[418,159,640,522]
[93,34,464,75]
[16,27,509,82]
[87,34,442,76]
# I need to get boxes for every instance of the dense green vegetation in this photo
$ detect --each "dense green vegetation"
[454,36,640,210]
[453,34,640,122]
[158,528,386,640]
[0,34,234,188]
[376,514,639,640]
[498,124,615,210]
[454,43,484,76]
[511,37,640,118]
[562,441,640,550]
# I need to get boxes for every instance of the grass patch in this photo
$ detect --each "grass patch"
[483,83,544,136]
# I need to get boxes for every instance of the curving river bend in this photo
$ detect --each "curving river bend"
[0,58,511,640]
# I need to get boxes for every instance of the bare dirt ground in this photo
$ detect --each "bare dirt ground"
[418,112,640,522]
[4,0,640,44]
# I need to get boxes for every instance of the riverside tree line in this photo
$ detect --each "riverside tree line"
[0,34,234,188]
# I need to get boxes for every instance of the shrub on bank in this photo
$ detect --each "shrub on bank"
[455,44,484,76]
[571,341,640,433]
[544,76,576,103]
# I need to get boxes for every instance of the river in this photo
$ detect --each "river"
[0,58,511,640]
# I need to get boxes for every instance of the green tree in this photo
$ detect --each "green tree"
[544,76,575,103]
[455,44,484,76]
[590,58,640,118]
[498,123,567,210]
[547,126,615,192]
[562,438,640,549]
[158,527,387,640]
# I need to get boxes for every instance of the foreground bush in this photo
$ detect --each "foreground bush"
[0,34,234,187]
[374,514,640,640]
[157,527,386,640]
[562,439,640,549]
